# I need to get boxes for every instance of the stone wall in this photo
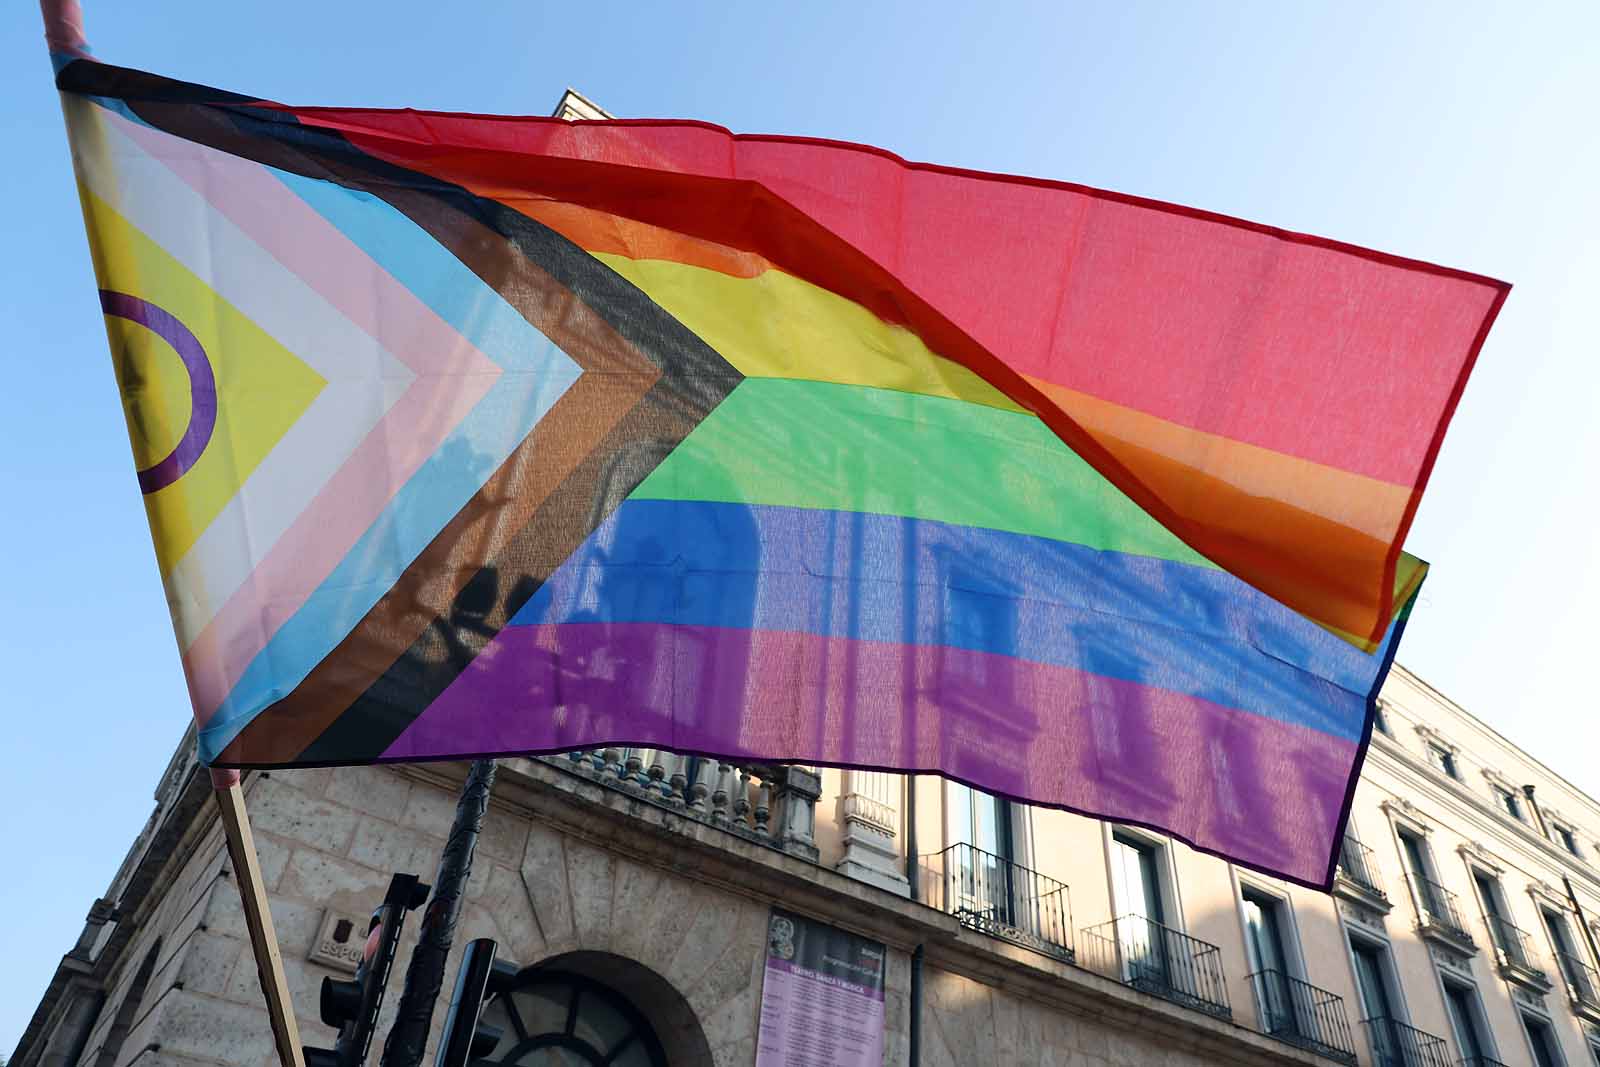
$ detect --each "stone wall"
[84,764,811,1066]
[43,755,1338,1067]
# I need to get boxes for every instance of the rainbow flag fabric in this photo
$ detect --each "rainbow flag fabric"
[49,15,1505,887]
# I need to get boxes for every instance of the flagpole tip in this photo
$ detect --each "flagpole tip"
[41,0,91,61]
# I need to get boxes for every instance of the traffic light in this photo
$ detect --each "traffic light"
[435,939,520,1067]
[304,872,430,1067]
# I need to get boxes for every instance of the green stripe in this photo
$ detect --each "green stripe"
[632,378,1217,569]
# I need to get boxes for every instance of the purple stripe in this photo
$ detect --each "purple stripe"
[99,290,217,494]
[383,622,1358,886]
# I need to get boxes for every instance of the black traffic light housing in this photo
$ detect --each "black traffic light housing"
[435,938,520,1067]
[304,872,430,1067]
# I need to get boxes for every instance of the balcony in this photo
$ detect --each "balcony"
[1334,836,1392,914]
[1457,1057,1511,1067]
[1553,950,1600,1024]
[1080,915,1231,1021]
[1362,1016,1453,1067]
[1480,914,1551,992]
[919,843,1074,963]
[1246,969,1358,1065]
[554,748,821,861]
[1406,875,1476,955]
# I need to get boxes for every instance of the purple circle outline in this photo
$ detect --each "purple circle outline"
[100,290,218,495]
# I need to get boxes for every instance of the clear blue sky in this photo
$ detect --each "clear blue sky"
[4,0,1597,1052]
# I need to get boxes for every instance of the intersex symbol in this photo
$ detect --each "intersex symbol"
[99,290,217,494]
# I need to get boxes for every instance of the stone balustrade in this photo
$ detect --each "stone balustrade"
[550,748,821,862]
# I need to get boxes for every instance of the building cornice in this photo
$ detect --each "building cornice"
[1364,733,1600,905]
[1384,663,1600,829]
[13,753,216,1066]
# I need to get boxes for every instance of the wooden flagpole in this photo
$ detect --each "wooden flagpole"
[212,769,307,1067]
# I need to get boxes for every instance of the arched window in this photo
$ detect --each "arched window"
[95,938,161,1067]
[478,969,668,1066]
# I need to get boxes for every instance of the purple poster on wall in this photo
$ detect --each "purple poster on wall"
[755,909,888,1067]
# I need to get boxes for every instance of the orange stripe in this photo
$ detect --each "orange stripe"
[512,198,768,279]
[1025,377,1420,646]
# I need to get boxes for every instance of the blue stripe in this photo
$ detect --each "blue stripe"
[270,170,562,377]
[509,499,1399,743]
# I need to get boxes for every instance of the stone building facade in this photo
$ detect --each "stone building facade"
[13,662,1600,1067]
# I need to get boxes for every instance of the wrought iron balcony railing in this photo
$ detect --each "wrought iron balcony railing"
[1337,836,1388,901]
[1554,950,1600,1019]
[1481,913,1533,967]
[919,843,1073,962]
[1407,875,1475,947]
[1246,969,1358,1065]
[556,748,821,860]
[1478,913,1549,988]
[1080,915,1231,1020]
[1362,1016,1453,1067]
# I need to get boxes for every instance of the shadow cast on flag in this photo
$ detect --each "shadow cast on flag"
[46,5,1505,889]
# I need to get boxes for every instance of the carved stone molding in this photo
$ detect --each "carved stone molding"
[1513,985,1550,1014]
[1412,723,1458,753]
[1337,897,1389,935]
[1527,879,1571,911]
[1381,798,1432,836]
[1429,944,1474,975]
[1457,841,1504,874]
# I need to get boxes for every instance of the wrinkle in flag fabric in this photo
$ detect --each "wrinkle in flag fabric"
[50,43,1501,888]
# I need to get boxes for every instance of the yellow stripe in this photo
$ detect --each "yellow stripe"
[594,252,1026,413]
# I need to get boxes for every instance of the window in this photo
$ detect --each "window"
[946,782,1015,923]
[947,782,1011,859]
[1522,1012,1565,1067]
[1109,832,1172,988]
[1543,906,1596,1000]
[95,940,162,1067]
[1472,869,1526,965]
[1242,888,1301,1037]
[1372,703,1392,737]
[1398,829,1443,913]
[1398,830,1431,879]
[1242,888,1294,976]
[1494,785,1527,823]
[478,969,668,1066]
[1441,978,1493,1064]
[1351,939,1395,1019]
[1554,823,1584,858]
[1350,936,1408,1064]
[1110,832,1166,923]
[1427,742,1462,781]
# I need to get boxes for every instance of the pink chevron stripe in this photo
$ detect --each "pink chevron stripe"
[107,110,501,723]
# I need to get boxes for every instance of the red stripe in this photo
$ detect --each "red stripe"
[282,107,1507,484]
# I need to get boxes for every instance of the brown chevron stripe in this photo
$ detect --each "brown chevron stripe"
[218,366,653,765]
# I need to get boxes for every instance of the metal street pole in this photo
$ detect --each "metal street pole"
[379,759,498,1067]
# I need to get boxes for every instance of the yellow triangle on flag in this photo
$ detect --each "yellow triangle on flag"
[80,186,327,575]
